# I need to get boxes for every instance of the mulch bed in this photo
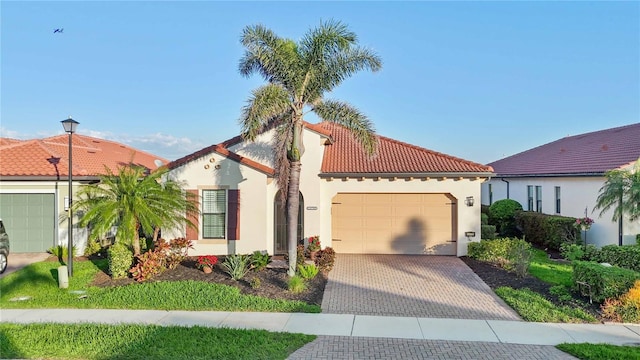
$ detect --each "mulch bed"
[90,257,327,306]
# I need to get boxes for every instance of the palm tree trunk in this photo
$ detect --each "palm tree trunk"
[287,161,302,276]
[153,226,160,243]
[133,223,141,256]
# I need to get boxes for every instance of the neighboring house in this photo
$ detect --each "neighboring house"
[167,122,493,257]
[482,123,640,247]
[0,134,167,253]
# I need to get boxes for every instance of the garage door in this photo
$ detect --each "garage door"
[0,193,55,252]
[331,193,457,255]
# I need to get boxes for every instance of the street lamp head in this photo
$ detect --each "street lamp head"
[61,117,80,134]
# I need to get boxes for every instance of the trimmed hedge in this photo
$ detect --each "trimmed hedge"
[572,261,640,303]
[597,245,640,272]
[468,238,531,269]
[515,211,580,251]
[481,225,497,240]
[488,199,523,237]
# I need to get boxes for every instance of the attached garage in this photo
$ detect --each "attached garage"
[331,193,457,255]
[0,193,55,252]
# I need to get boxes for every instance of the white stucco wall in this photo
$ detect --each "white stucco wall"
[482,176,640,247]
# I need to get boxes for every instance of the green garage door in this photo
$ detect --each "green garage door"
[0,193,55,252]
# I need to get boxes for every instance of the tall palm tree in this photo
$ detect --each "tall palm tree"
[239,20,382,275]
[594,158,640,245]
[74,164,196,256]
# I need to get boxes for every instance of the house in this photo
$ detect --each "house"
[166,122,494,257]
[482,123,640,247]
[0,134,167,253]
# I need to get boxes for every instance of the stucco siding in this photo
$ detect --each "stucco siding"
[482,177,640,247]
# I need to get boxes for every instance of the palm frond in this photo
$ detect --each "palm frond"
[313,99,378,155]
[239,84,292,141]
[594,169,627,221]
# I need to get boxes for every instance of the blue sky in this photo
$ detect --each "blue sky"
[1,1,638,164]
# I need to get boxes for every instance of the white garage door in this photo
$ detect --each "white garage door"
[331,193,457,255]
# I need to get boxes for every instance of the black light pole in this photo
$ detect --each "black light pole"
[61,117,79,277]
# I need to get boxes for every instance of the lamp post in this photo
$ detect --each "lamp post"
[61,117,79,277]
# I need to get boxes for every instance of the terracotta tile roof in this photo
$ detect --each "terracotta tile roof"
[489,123,640,176]
[168,141,276,176]
[318,122,493,175]
[0,135,168,178]
[0,138,23,147]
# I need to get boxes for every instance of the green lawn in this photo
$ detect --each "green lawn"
[0,260,319,313]
[557,343,640,360]
[495,286,597,323]
[528,248,573,287]
[0,323,315,360]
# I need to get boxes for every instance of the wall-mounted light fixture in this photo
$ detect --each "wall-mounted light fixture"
[465,231,476,238]
[465,196,475,207]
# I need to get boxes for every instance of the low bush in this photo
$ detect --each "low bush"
[250,250,271,271]
[288,275,307,293]
[221,254,250,281]
[596,245,640,272]
[297,264,319,280]
[515,212,580,251]
[467,238,532,273]
[481,213,489,225]
[47,245,77,263]
[560,243,599,262]
[601,280,640,323]
[315,247,336,273]
[107,242,133,279]
[249,277,261,289]
[488,199,523,237]
[481,225,497,240]
[164,237,193,270]
[129,250,165,282]
[196,255,218,270]
[84,239,102,257]
[572,261,640,303]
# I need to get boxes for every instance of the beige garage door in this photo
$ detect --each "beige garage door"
[331,193,457,255]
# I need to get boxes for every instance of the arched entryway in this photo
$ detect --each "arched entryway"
[274,191,304,254]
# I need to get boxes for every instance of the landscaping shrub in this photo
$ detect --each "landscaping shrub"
[572,261,640,303]
[84,239,102,257]
[601,280,640,323]
[297,263,319,280]
[560,243,600,262]
[288,275,307,293]
[481,225,497,240]
[596,245,640,272]
[249,277,261,289]
[47,245,77,263]
[129,250,165,282]
[488,199,523,237]
[315,247,336,273]
[467,238,531,273]
[515,211,580,251]
[196,255,218,270]
[637,234,640,246]
[164,237,192,270]
[481,213,489,225]
[221,254,250,281]
[250,250,270,271]
[107,242,133,279]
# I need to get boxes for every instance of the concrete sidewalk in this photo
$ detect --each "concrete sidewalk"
[2,309,639,346]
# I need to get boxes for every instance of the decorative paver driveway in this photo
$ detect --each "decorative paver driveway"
[321,254,520,320]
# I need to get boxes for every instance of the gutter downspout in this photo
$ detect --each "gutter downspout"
[501,178,510,199]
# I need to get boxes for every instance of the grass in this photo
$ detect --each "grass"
[0,259,320,313]
[556,343,640,360]
[0,323,315,360]
[527,248,573,287]
[495,287,597,323]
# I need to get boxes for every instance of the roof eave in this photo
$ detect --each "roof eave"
[0,175,100,182]
[319,171,495,179]
[495,172,606,178]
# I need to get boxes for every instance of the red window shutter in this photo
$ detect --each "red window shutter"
[186,189,199,241]
[228,190,240,240]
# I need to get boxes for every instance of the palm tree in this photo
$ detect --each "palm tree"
[239,20,382,275]
[74,164,197,256]
[594,158,640,246]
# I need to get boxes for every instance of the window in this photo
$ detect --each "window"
[535,186,542,213]
[555,186,561,214]
[488,184,493,205]
[202,189,226,238]
[527,185,534,211]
